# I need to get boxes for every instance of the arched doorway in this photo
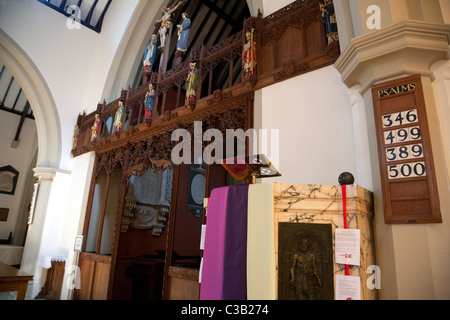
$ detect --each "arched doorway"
[0,29,62,297]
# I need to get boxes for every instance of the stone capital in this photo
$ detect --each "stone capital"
[33,167,71,182]
[335,20,450,94]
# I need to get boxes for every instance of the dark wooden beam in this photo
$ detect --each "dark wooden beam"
[84,0,98,24]
[0,104,35,120]
[185,3,215,53]
[201,0,230,47]
[0,65,5,79]
[94,0,112,31]
[11,88,22,111]
[211,0,243,45]
[13,101,31,142]
[201,0,239,26]
[1,76,14,107]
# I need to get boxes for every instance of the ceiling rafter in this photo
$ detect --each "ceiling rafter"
[0,63,34,146]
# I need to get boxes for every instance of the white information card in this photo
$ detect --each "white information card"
[335,275,361,300]
[335,228,360,266]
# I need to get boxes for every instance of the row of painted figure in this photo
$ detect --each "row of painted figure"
[89,0,338,143]
[91,37,256,144]
[143,2,190,72]
[90,59,200,144]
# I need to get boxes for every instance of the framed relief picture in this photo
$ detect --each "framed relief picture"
[0,208,9,222]
[0,166,19,195]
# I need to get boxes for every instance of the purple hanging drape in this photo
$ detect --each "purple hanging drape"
[200,184,249,300]
[222,184,249,300]
[200,186,230,300]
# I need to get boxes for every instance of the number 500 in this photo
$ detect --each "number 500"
[388,162,426,179]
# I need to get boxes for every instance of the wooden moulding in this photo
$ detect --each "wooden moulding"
[72,0,339,159]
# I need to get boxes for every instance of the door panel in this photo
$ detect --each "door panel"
[76,252,111,300]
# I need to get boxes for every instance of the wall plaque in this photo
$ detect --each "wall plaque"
[371,75,442,224]
[278,223,334,300]
[0,208,9,221]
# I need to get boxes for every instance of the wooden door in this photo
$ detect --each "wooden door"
[77,253,111,300]
[74,167,123,300]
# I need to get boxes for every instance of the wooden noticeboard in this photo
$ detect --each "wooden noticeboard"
[371,75,442,224]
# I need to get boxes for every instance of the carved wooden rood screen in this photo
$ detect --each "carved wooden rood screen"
[72,0,340,301]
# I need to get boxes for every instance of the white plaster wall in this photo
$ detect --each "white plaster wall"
[255,66,358,186]
[0,110,37,240]
[50,152,95,300]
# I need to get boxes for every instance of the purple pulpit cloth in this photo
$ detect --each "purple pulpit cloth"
[200,186,230,300]
[222,184,249,300]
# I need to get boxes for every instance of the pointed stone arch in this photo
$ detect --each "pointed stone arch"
[0,28,62,170]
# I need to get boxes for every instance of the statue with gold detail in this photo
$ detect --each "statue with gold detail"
[114,101,125,133]
[91,114,101,143]
[143,34,158,72]
[155,1,184,49]
[176,13,191,53]
[72,124,79,150]
[320,0,338,45]
[185,63,198,103]
[144,83,155,122]
[242,28,257,78]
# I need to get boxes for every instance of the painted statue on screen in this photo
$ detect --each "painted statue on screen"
[242,28,257,77]
[156,1,184,49]
[186,63,198,102]
[320,0,338,44]
[145,84,155,121]
[176,13,191,53]
[72,124,79,150]
[91,114,101,143]
[114,101,125,133]
[143,34,158,72]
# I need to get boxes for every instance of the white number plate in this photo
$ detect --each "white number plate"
[384,126,421,145]
[387,162,427,180]
[382,109,419,128]
[385,144,424,162]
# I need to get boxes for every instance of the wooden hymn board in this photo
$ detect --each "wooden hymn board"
[371,74,442,224]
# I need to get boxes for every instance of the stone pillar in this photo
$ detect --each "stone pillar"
[21,167,59,299]
[335,19,450,299]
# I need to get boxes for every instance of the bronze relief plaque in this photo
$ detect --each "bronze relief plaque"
[278,223,334,300]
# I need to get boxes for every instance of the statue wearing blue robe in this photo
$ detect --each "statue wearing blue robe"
[143,34,158,72]
[145,84,155,121]
[176,13,191,53]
